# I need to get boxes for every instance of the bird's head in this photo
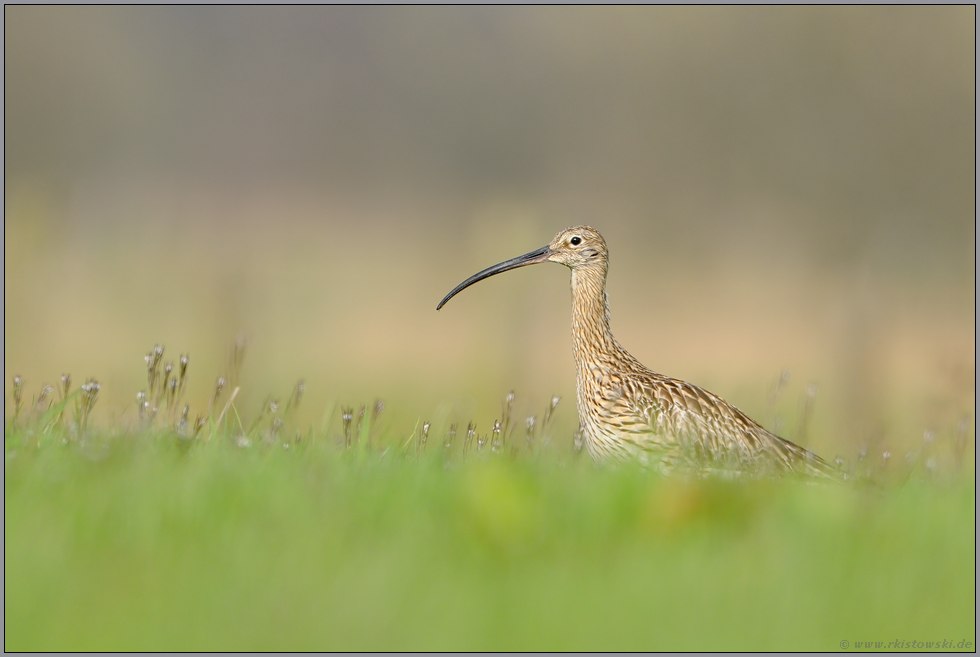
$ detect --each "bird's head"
[545,226,608,269]
[436,225,607,310]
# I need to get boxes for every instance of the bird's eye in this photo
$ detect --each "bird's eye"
[570,236,582,246]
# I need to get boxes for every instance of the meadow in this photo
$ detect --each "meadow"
[4,350,975,651]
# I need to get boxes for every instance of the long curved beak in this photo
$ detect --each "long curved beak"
[436,244,552,310]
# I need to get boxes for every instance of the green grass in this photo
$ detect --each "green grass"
[4,424,975,651]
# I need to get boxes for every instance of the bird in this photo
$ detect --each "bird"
[437,226,841,479]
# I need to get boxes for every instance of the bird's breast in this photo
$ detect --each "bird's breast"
[574,361,671,461]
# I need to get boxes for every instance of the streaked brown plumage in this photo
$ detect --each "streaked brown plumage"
[438,226,841,479]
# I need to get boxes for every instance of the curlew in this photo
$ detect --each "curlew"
[437,226,841,479]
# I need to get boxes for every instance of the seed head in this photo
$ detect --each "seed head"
[36,385,54,408]
[77,379,101,427]
[503,390,515,420]
[543,395,561,426]
[12,376,23,406]
[342,406,354,449]
[525,416,537,446]
[178,355,189,386]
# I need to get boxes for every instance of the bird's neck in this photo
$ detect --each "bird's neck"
[570,265,619,366]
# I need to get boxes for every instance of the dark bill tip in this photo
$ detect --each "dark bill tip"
[436,244,552,310]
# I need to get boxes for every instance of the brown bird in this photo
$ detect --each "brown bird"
[438,226,841,479]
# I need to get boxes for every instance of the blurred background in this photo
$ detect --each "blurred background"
[4,6,975,458]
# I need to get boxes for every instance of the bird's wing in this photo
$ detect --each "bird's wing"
[619,375,842,479]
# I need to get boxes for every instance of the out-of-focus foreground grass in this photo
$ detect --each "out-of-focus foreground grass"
[4,419,975,651]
